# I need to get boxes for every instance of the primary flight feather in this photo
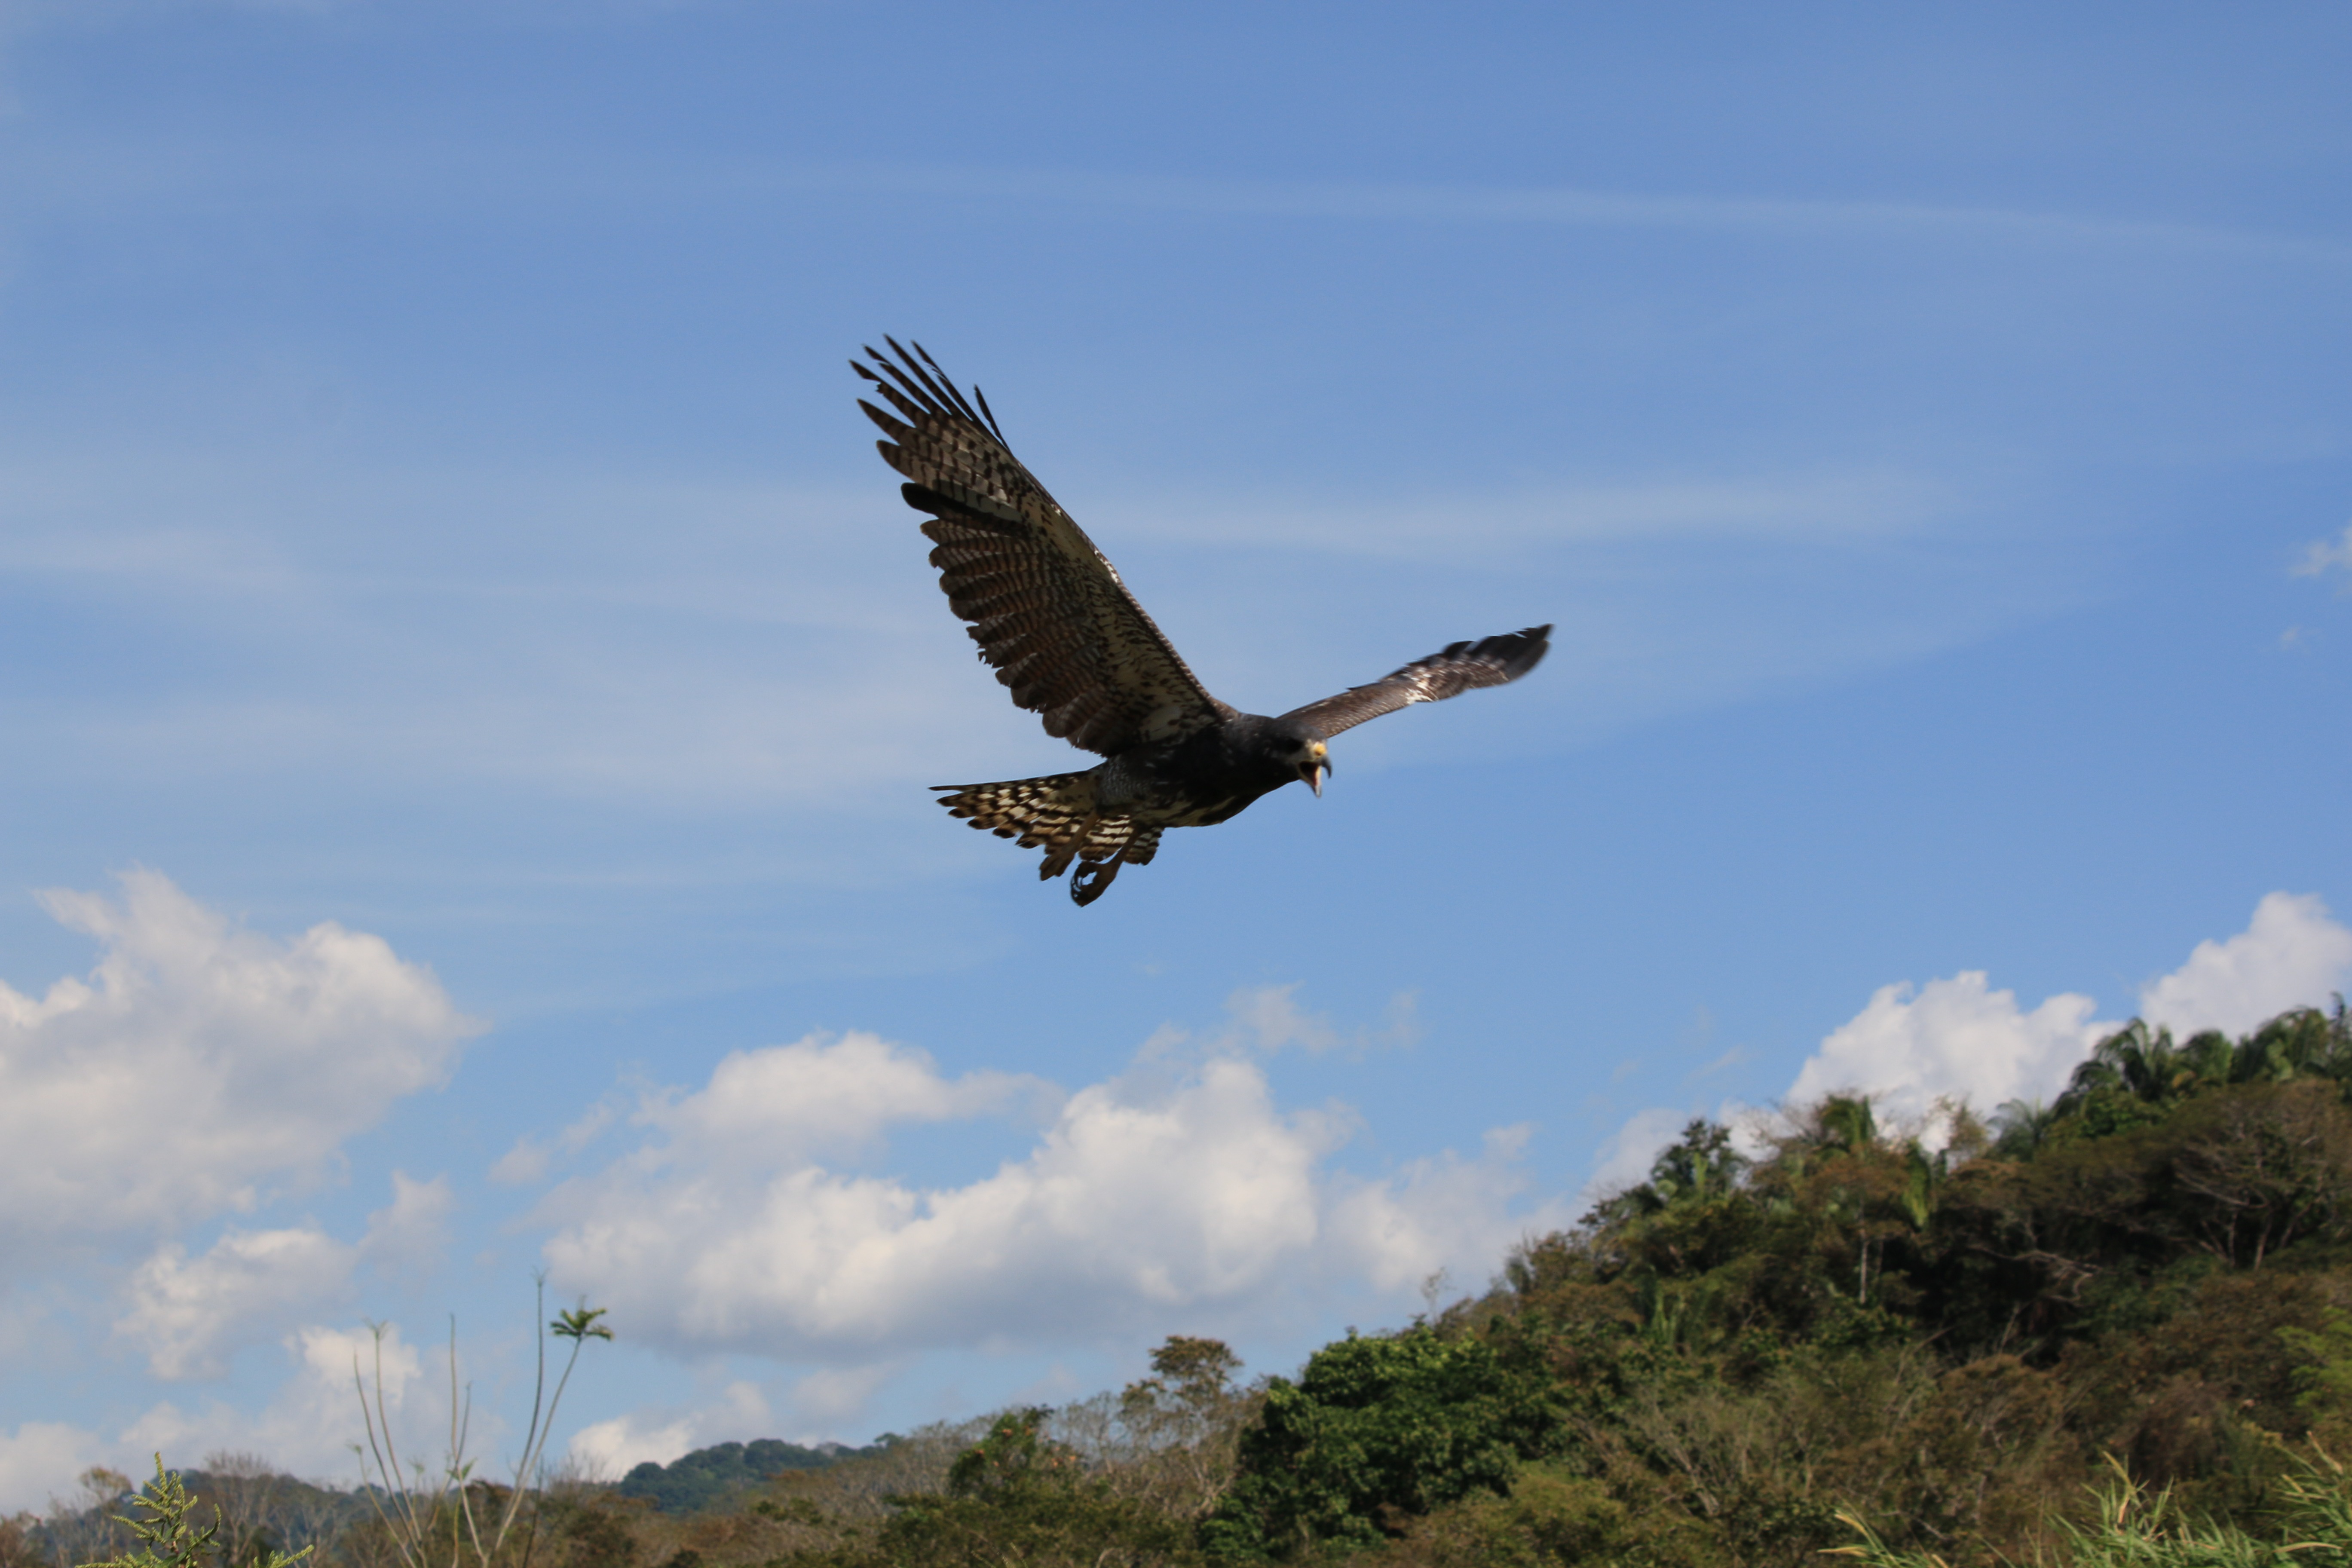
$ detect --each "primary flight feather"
[854,337,1549,906]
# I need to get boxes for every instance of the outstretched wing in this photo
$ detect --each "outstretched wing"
[1280,625,1552,738]
[854,339,1232,756]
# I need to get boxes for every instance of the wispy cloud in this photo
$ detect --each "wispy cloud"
[9,136,2346,267]
[0,436,2046,815]
[752,165,2352,266]
[2294,522,2352,591]
[1112,469,1958,560]
[1137,983,1421,1061]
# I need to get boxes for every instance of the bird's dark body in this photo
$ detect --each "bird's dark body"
[1097,716,1321,827]
[853,338,1550,905]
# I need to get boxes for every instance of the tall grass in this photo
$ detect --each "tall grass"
[1832,1451,2352,1568]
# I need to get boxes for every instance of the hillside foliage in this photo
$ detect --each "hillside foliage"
[29,1001,2352,1568]
[614,1444,886,1518]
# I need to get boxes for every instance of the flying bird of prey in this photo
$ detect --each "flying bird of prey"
[853,338,1550,906]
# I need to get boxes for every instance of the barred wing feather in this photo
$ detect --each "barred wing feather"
[1280,625,1552,738]
[854,339,1231,756]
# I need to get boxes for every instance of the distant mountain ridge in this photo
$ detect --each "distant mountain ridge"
[614,1437,891,1514]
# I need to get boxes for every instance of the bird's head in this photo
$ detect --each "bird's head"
[1286,733,1332,797]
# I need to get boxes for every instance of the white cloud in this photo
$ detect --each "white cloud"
[125,1322,430,1489]
[0,1421,108,1517]
[1597,891,2352,1176]
[786,1361,903,1429]
[567,1380,772,1478]
[1786,973,2114,1125]
[1581,1106,1700,1202]
[1212,984,1348,1054]
[569,1409,699,1478]
[1327,1126,1565,1293]
[116,1228,358,1381]
[362,1172,456,1276]
[111,1172,454,1380]
[0,1321,431,1513]
[1170,983,1419,1058]
[493,1102,620,1185]
[1783,892,2352,1126]
[2138,891,2352,1039]
[645,1032,1058,1169]
[544,1053,1331,1352]
[2293,522,2352,587]
[0,870,480,1254]
[539,1011,1543,1358]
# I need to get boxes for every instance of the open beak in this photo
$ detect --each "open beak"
[1302,760,1328,797]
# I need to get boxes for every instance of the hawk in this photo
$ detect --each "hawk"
[854,338,1550,906]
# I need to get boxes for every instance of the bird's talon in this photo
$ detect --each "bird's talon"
[1070,857,1121,906]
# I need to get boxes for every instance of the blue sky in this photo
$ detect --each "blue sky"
[3,0,2350,1500]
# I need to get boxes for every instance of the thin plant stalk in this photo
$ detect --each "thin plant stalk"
[350,1289,608,1568]
[453,1282,611,1568]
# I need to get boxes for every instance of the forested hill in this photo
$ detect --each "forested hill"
[614,1439,888,1514]
[49,1001,2352,1568]
[716,999,2352,1566]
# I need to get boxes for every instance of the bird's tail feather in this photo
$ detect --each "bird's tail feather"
[934,775,1162,904]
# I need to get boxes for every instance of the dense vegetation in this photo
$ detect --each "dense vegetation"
[615,1443,886,1517]
[19,1001,2352,1568]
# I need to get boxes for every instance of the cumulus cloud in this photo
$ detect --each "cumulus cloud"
[1594,891,2352,1180]
[1787,974,2113,1125]
[539,1007,1545,1358]
[1327,1126,1560,1292]
[111,1171,455,1380]
[568,1381,774,1477]
[1782,891,2352,1128]
[116,1227,359,1381]
[1581,1106,1702,1202]
[0,1321,430,1513]
[643,1032,1059,1170]
[361,1171,457,1276]
[0,1421,108,1516]
[0,870,480,1254]
[2139,891,2352,1039]
[544,1051,1334,1352]
[126,1322,431,1487]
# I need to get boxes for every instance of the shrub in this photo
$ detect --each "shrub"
[79,1456,313,1568]
[1202,1327,1556,1558]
